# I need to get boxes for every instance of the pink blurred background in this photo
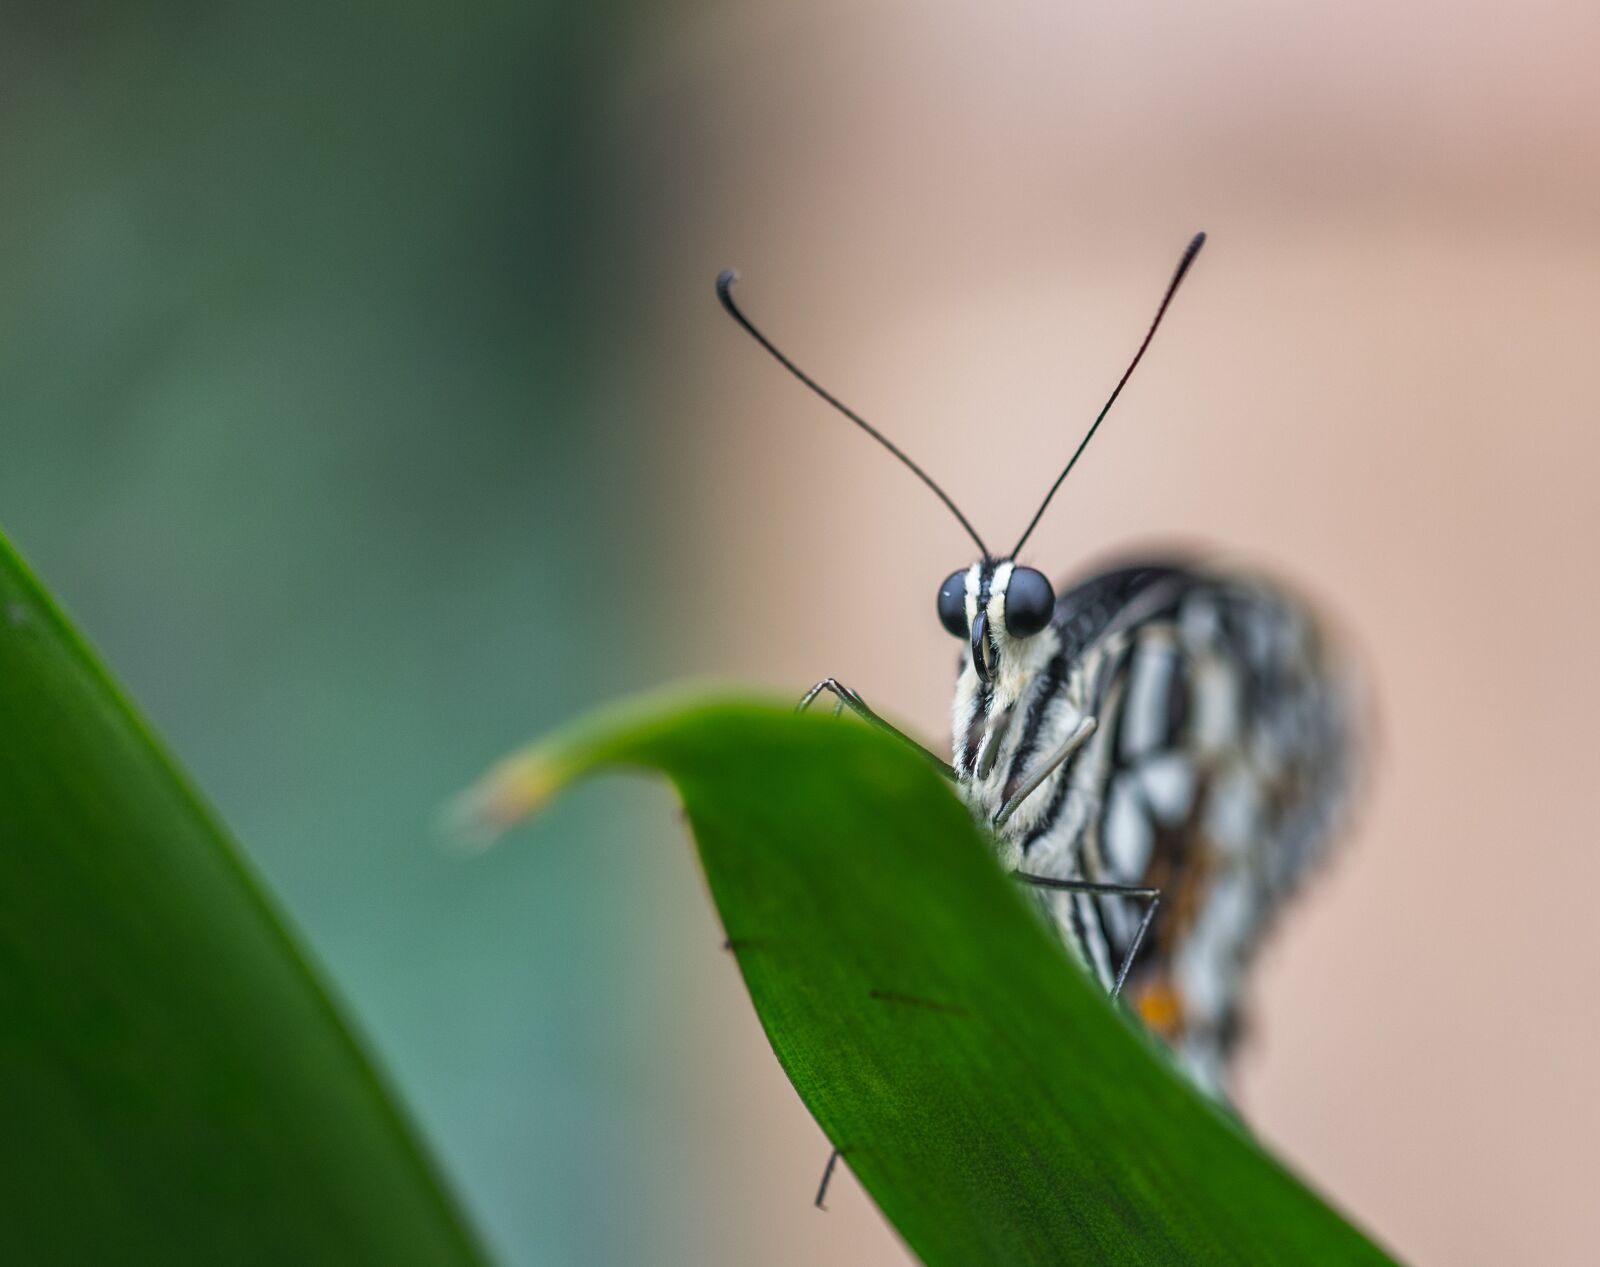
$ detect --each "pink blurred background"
[620,2,1600,1263]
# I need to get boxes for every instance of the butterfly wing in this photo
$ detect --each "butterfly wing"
[1040,563,1356,1091]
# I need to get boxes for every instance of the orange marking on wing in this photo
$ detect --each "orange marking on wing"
[1134,981,1185,1039]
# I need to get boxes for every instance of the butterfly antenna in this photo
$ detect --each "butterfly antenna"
[1011,231,1207,558]
[717,269,989,557]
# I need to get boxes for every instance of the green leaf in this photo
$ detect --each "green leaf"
[0,530,486,1265]
[466,691,1399,1267]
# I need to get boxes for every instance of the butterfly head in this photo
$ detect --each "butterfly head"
[937,560,1056,685]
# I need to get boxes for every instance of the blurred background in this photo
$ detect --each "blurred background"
[2,2,1597,1263]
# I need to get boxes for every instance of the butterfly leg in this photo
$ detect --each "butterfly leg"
[797,678,956,781]
[798,680,954,1212]
[990,715,1098,828]
[1011,874,1161,998]
[814,1146,843,1210]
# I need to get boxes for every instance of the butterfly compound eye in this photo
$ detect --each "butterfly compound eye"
[937,570,969,638]
[1004,567,1055,638]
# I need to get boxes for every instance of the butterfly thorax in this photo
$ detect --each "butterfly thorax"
[953,621,1081,866]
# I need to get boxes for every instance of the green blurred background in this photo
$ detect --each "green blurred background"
[0,6,689,1263]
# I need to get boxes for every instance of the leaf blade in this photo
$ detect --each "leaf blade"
[0,530,487,1266]
[475,692,1398,1266]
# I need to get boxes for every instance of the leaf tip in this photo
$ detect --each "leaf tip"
[444,748,568,852]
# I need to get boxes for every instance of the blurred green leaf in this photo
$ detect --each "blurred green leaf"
[470,692,1398,1267]
[0,527,487,1265]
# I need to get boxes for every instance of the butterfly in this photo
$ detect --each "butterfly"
[719,233,1356,1099]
